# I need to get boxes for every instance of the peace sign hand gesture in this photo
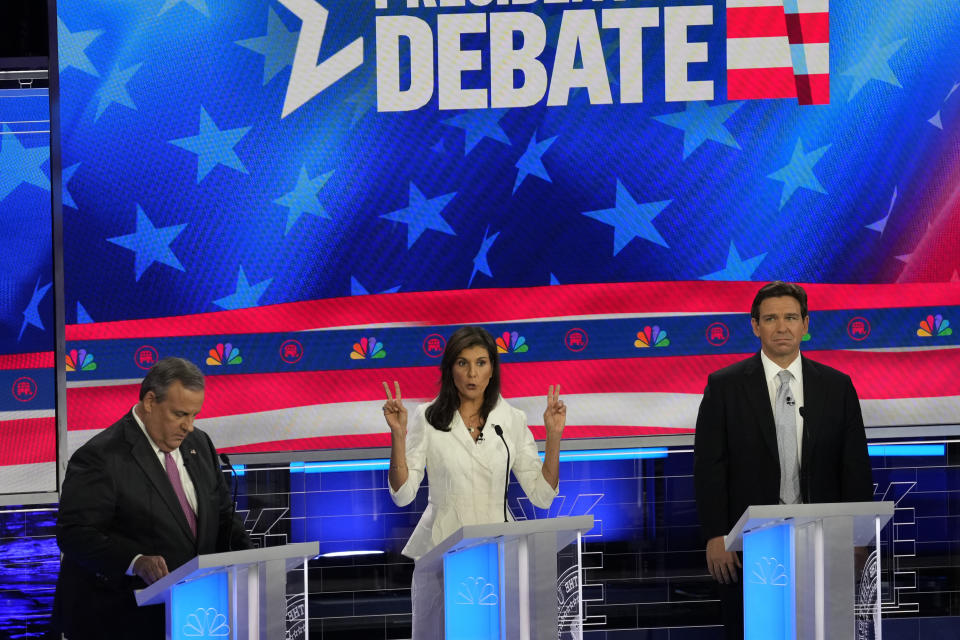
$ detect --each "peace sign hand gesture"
[382,381,407,435]
[543,384,566,439]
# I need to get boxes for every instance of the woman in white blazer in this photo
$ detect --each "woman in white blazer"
[381,326,566,637]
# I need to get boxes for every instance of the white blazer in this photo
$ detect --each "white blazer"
[390,396,559,561]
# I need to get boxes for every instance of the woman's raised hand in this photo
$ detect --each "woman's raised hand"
[382,381,407,434]
[543,384,566,438]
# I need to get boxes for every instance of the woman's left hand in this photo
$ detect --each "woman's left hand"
[543,384,566,438]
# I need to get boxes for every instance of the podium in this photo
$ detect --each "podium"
[725,502,894,640]
[413,515,595,640]
[135,541,319,640]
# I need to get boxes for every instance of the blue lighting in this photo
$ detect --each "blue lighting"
[290,460,389,473]
[444,542,502,640]
[868,444,945,457]
[171,572,230,638]
[321,550,385,558]
[554,448,669,462]
[288,448,670,475]
[743,523,795,640]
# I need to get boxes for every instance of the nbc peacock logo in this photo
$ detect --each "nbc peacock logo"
[351,337,385,359]
[635,325,669,348]
[66,348,97,372]
[206,343,242,366]
[917,314,952,337]
[496,331,528,354]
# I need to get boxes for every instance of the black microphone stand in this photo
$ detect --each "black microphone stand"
[493,425,510,523]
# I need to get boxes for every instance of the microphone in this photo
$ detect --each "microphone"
[786,395,795,406]
[219,453,240,551]
[492,425,510,523]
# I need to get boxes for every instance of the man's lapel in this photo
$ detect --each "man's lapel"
[181,438,208,542]
[124,415,197,542]
[800,356,823,467]
[742,353,779,460]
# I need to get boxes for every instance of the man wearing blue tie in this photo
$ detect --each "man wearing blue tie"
[693,281,874,639]
[54,357,251,639]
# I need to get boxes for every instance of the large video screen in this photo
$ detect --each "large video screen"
[0,88,56,494]
[57,0,959,457]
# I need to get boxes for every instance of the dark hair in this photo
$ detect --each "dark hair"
[425,326,501,432]
[139,357,205,402]
[750,281,809,320]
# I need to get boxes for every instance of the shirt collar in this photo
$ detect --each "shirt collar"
[759,350,802,384]
[131,404,177,457]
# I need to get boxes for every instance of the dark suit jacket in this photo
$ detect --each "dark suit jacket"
[54,412,251,639]
[693,352,874,541]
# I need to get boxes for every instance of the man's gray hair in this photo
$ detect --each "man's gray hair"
[139,357,205,402]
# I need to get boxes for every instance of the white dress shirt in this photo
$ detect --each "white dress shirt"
[759,351,805,464]
[130,405,198,512]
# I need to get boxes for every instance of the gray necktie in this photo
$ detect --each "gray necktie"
[775,370,801,504]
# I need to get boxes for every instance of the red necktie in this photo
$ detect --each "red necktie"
[164,451,197,537]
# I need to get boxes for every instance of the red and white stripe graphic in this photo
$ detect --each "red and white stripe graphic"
[785,0,830,104]
[727,0,796,100]
[3,281,957,469]
[726,0,830,105]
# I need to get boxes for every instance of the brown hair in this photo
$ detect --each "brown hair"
[750,281,809,320]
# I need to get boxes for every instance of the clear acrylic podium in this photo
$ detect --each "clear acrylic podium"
[135,541,319,640]
[413,515,595,640]
[726,502,894,640]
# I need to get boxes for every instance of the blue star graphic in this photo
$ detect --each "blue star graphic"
[95,63,142,120]
[350,276,401,296]
[19,277,52,341]
[767,138,831,209]
[106,204,187,281]
[582,180,671,255]
[381,183,457,248]
[514,132,558,194]
[236,7,298,85]
[469,226,500,287]
[653,101,744,159]
[214,266,272,310]
[701,242,766,281]
[57,17,102,76]
[550,273,561,285]
[0,125,50,202]
[443,109,511,155]
[158,0,209,17]
[842,38,907,101]
[76,301,94,324]
[62,163,80,209]
[170,107,251,183]
[866,187,897,235]
[274,166,334,234]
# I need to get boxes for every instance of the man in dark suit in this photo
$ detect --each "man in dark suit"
[54,357,251,639]
[693,281,874,639]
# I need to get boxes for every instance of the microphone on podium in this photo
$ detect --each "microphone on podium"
[493,425,510,523]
